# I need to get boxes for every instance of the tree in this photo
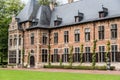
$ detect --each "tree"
[0,0,24,64]
[92,40,97,69]
[38,0,50,5]
[38,0,59,6]
[69,46,73,67]
[80,44,84,65]
[106,41,110,65]
[48,44,51,66]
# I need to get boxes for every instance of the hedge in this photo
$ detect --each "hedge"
[44,65,115,70]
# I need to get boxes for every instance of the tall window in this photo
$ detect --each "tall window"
[98,26,104,40]
[99,46,105,62]
[62,48,69,62]
[64,31,69,43]
[31,33,34,45]
[85,47,91,62]
[54,32,58,44]
[9,35,12,46]
[85,28,90,41]
[42,49,48,62]
[111,45,118,62]
[19,35,21,46]
[52,49,59,62]
[9,51,16,64]
[74,47,80,62]
[111,24,117,39]
[18,50,21,64]
[10,39,12,46]
[42,33,48,45]
[74,29,80,42]
[14,35,17,46]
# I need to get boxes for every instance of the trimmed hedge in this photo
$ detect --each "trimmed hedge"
[44,65,115,70]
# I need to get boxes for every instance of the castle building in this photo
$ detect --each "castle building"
[8,0,120,69]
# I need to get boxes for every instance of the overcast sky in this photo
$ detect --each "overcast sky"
[21,0,79,4]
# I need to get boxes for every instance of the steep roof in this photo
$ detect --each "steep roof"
[16,0,39,22]
[50,0,120,27]
[16,0,120,29]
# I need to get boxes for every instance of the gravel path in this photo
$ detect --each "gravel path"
[1,68,120,75]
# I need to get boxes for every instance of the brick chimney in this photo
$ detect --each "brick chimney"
[68,0,74,3]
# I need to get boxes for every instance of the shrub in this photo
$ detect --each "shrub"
[44,65,115,70]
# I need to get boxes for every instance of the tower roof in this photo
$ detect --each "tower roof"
[16,0,39,22]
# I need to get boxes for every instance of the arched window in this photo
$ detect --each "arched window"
[9,35,12,46]
[19,35,21,46]
[14,35,17,46]
[31,33,34,45]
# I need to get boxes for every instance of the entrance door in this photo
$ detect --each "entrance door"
[30,56,35,67]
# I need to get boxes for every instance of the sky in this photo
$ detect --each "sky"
[21,0,79,4]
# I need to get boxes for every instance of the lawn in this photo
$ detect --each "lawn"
[0,69,120,80]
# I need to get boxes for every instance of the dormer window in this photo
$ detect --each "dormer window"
[75,11,84,22]
[99,6,108,18]
[32,19,38,26]
[54,16,62,26]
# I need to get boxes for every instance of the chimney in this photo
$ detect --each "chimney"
[49,2,54,10]
[68,0,74,3]
[49,0,57,10]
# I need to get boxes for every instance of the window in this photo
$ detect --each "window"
[85,28,90,41]
[42,49,48,62]
[18,50,21,64]
[9,35,12,46]
[54,49,58,54]
[99,12,105,18]
[10,39,12,46]
[62,48,69,62]
[52,49,59,62]
[31,33,34,45]
[19,35,21,46]
[98,26,104,40]
[75,47,80,54]
[54,32,58,44]
[75,17,80,22]
[64,31,69,43]
[42,33,48,45]
[74,29,80,42]
[111,45,118,62]
[9,51,16,64]
[74,47,80,62]
[111,24,117,39]
[14,35,17,46]
[99,46,105,62]
[99,7,108,18]
[85,47,91,62]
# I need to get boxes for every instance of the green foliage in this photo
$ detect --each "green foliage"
[38,0,50,5]
[69,46,73,67]
[44,65,115,70]
[22,49,24,67]
[92,40,97,68]
[106,41,111,64]
[80,44,84,65]
[48,45,51,66]
[28,52,30,65]
[1,70,120,80]
[59,58,62,66]
[0,0,24,63]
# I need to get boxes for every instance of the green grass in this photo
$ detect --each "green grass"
[0,69,120,80]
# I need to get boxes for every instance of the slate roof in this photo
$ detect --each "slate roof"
[16,0,120,29]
